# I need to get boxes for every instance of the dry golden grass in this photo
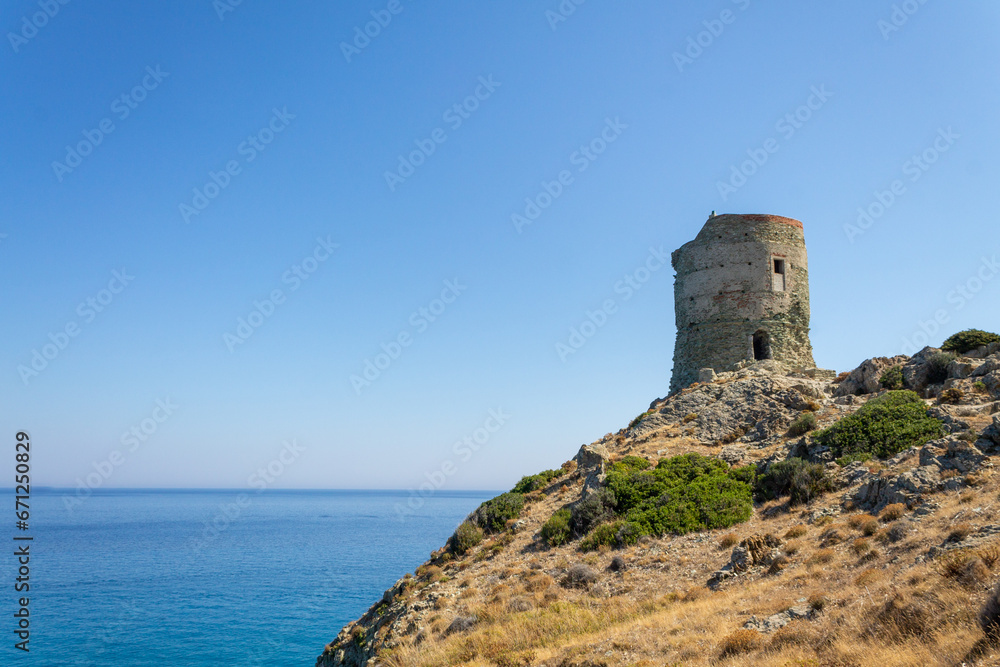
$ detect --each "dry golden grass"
[881,503,906,522]
[718,533,739,550]
[334,394,1000,667]
[784,524,808,539]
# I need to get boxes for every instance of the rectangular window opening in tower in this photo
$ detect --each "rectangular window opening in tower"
[772,258,786,292]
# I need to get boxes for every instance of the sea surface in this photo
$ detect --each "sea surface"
[3,488,495,666]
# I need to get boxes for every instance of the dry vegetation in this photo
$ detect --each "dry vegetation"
[353,453,1000,667]
[319,348,1000,667]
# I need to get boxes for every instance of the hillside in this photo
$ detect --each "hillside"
[317,340,1000,667]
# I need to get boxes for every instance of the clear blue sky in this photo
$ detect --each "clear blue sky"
[2,1,998,491]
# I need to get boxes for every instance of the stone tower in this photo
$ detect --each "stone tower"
[669,213,816,393]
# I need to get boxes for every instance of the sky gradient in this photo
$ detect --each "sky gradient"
[2,1,999,492]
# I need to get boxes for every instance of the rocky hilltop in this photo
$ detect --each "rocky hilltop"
[318,336,1000,667]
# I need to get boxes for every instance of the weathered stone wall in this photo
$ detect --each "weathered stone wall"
[669,214,816,393]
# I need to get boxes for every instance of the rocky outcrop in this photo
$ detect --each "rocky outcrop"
[574,443,610,495]
[709,534,781,586]
[744,605,815,633]
[834,356,907,397]
[652,371,828,446]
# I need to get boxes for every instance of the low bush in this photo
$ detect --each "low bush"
[947,522,973,543]
[939,388,963,404]
[974,381,988,393]
[719,629,763,657]
[540,509,572,547]
[608,555,627,572]
[788,411,818,436]
[606,453,754,537]
[579,520,641,551]
[570,488,617,537]
[880,503,906,522]
[755,458,833,505]
[449,521,483,556]
[880,365,904,390]
[512,469,563,494]
[446,615,478,635]
[784,524,808,539]
[813,390,944,460]
[609,455,652,473]
[719,533,739,549]
[806,548,835,565]
[981,583,1000,640]
[927,352,956,384]
[562,563,599,589]
[942,329,1000,354]
[868,592,940,641]
[472,492,525,534]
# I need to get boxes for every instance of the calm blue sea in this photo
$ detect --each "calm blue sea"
[2,488,494,666]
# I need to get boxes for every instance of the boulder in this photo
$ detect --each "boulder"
[926,407,970,434]
[743,605,815,633]
[834,356,908,397]
[948,360,975,379]
[854,467,941,512]
[574,444,609,495]
[902,347,941,392]
[972,358,1000,378]
[730,534,781,573]
[977,415,1000,452]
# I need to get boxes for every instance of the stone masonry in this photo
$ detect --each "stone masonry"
[669,213,816,393]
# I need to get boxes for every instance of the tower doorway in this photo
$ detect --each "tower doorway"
[752,330,771,361]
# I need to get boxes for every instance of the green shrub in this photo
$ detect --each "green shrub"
[836,452,872,466]
[540,509,572,547]
[756,458,833,505]
[512,469,563,494]
[813,390,943,460]
[609,455,652,474]
[942,329,1000,354]
[472,492,525,534]
[605,453,754,537]
[879,365,904,390]
[727,463,757,488]
[788,411,818,436]
[580,520,641,551]
[927,352,956,384]
[449,520,483,555]
[570,488,617,536]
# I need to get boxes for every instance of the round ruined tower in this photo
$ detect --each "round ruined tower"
[669,213,816,393]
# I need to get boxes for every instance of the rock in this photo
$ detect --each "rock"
[919,437,986,473]
[977,415,1000,452]
[730,534,781,573]
[719,445,747,465]
[902,347,941,393]
[972,358,1000,377]
[834,356,908,397]
[743,605,815,633]
[926,407,970,434]
[854,466,942,512]
[574,444,609,494]
[658,374,824,445]
[698,368,717,383]
[948,361,975,379]
[789,437,834,464]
